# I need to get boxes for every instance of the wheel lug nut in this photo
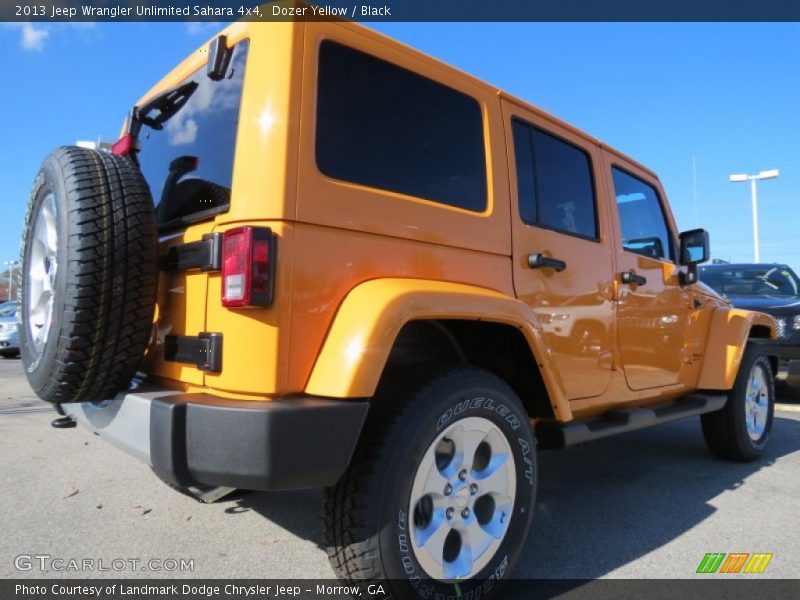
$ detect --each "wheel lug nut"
[444,484,453,495]
[461,508,470,519]
[446,508,454,519]
[470,483,478,495]
[458,469,467,481]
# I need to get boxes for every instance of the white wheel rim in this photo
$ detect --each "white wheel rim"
[26,193,58,354]
[745,363,769,441]
[408,416,516,581]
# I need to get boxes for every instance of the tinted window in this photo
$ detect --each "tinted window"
[138,41,249,228]
[316,41,487,212]
[700,266,800,297]
[612,168,673,261]
[512,119,598,239]
[0,302,20,318]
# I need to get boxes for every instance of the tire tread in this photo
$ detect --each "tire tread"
[323,365,518,583]
[21,147,157,404]
[701,344,774,462]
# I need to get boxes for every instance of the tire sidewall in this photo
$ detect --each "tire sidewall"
[733,350,774,453]
[377,374,536,598]
[20,155,70,393]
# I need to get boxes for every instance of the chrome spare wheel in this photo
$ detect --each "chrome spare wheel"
[26,192,58,354]
[745,363,769,441]
[409,416,516,580]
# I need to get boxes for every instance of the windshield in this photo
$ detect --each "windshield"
[0,302,20,317]
[700,266,800,297]
[137,40,249,230]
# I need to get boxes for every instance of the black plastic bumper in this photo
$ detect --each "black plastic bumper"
[150,394,369,491]
[755,339,800,388]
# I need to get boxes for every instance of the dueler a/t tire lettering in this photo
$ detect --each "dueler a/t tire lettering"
[324,366,537,598]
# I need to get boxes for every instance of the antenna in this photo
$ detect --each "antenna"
[692,155,699,228]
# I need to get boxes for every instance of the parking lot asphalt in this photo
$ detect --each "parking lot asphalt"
[0,357,798,580]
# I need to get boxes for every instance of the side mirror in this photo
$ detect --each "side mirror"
[679,228,710,265]
[678,228,710,285]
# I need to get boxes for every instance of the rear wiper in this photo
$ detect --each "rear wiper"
[120,80,199,157]
[135,80,199,131]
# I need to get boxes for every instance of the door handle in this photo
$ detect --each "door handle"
[620,271,647,286]
[528,253,567,272]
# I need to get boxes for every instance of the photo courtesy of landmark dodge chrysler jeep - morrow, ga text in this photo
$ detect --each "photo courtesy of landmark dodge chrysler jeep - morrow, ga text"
[19,5,778,598]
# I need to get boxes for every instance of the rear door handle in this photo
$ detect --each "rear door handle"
[620,271,647,286]
[528,253,567,272]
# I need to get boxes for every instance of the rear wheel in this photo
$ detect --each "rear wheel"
[324,366,536,598]
[20,147,158,404]
[701,345,775,461]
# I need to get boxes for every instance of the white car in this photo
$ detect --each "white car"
[0,301,20,358]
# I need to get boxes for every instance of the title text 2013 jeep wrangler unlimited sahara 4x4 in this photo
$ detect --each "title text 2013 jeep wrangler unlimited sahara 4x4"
[20,9,777,598]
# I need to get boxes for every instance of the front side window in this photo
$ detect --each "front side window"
[511,119,598,240]
[316,41,487,212]
[137,41,249,228]
[612,167,674,261]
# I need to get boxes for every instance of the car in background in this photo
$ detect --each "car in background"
[699,263,800,389]
[0,301,20,358]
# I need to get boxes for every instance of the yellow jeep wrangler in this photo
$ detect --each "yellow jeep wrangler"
[19,11,777,597]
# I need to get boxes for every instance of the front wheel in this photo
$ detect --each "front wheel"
[324,366,536,598]
[701,344,775,461]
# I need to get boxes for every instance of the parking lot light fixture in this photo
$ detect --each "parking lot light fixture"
[3,259,20,302]
[729,169,780,263]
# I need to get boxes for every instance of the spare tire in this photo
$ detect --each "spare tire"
[20,146,158,404]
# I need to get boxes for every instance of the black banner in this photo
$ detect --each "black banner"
[3,0,800,23]
[5,580,800,600]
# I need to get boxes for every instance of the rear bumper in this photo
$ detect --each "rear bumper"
[65,390,368,491]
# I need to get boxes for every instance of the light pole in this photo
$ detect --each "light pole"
[729,169,779,263]
[3,260,20,301]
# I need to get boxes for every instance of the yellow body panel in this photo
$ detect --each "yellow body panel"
[138,21,303,396]
[304,278,571,421]
[134,11,777,421]
[697,308,776,390]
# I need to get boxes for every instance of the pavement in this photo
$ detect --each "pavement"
[0,358,798,580]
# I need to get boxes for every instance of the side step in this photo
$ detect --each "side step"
[536,393,727,449]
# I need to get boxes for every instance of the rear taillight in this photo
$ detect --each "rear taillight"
[111,134,136,156]
[221,226,275,308]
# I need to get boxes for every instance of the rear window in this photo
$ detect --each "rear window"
[511,119,598,240]
[137,40,249,229]
[316,41,487,212]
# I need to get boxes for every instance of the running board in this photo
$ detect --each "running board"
[536,393,727,449]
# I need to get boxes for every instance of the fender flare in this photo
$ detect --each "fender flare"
[304,278,571,421]
[697,307,776,390]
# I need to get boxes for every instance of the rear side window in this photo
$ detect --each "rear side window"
[137,41,249,229]
[316,41,487,212]
[612,167,674,261]
[511,119,598,240]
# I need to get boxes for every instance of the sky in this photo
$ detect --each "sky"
[1,21,798,273]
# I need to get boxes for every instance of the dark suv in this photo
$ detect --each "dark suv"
[700,263,800,388]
